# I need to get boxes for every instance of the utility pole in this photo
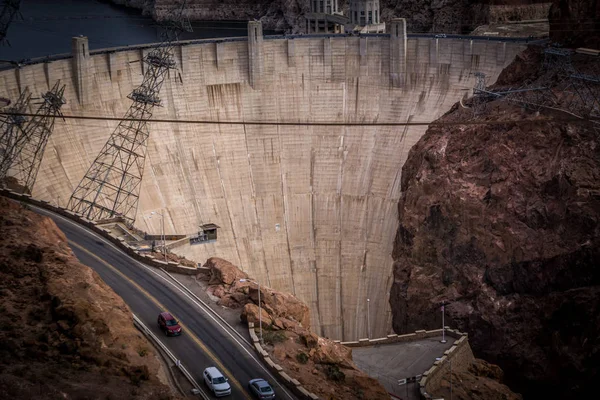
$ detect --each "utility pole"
[441,302,446,343]
[67,2,191,224]
[240,278,263,345]
[150,210,167,262]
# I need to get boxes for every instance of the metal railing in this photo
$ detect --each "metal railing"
[132,313,209,400]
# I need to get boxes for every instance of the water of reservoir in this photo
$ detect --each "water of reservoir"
[1,0,262,62]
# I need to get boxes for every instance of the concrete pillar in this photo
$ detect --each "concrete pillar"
[287,39,296,67]
[72,36,90,105]
[324,38,332,66]
[15,67,23,93]
[389,18,407,87]
[108,52,117,81]
[216,42,224,69]
[360,37,368,67]
[248,21,263,90]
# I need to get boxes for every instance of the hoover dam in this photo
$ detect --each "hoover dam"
[0,20,527,340]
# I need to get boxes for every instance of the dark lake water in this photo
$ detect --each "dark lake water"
[1,0,256,61]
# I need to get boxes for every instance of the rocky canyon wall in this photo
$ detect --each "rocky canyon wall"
[389,47,600,398]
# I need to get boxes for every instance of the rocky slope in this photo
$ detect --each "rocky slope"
[434,359,523,400]
[0,197,178,399]
[110,0,551,33]
[198,257,388,400]
[548,0,600,47]
[389,46,600,399]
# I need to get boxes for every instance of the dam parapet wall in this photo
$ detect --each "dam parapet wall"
[0,22,526,341]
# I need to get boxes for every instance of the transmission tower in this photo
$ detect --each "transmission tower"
[67,2,191,224]
[541,47,600,118]
[0,87,31,180]
[3,82,65,193]
[0,0,21,46]
[472,72,489,116]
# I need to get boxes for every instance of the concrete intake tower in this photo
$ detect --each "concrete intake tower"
[0,20,526,340]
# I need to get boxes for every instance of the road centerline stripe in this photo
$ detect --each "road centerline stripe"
[68,240,251,400]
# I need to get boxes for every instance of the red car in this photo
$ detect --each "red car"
[157,312,182,336]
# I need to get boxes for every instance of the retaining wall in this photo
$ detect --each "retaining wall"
[247,322,320,400]
[0,189,198,275]
[339,327,465,347]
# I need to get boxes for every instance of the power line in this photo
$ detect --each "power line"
[0,111,595,127]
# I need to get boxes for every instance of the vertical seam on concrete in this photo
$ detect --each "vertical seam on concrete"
[242,123,271,287]
[211,132,243,269]
[337,123,347,341]
[310,145,323,335]
[338,80,347,341]
[276,123,295,296]
[173,94,206,227]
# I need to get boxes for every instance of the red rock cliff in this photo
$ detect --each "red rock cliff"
[389,48,600,399]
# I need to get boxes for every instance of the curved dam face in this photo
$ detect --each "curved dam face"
[0,24,525,340]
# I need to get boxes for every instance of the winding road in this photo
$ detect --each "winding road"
[31,205,297,400]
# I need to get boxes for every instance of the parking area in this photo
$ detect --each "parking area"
[352,336,455,400]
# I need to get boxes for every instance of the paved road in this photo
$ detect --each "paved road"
[32,205,296,400]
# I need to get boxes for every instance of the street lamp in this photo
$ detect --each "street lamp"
[436,357,452,400]
[240,278,263,345]
[150,210,166,262]
[367,298,371,339]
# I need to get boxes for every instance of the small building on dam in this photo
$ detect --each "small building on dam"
[0,20,527,340]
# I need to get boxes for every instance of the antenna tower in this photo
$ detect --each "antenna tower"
[2,82,65,193]
[67,2,191,224]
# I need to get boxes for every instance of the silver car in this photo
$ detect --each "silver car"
[248,378,275,399]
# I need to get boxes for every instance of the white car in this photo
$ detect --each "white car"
[203,367,231,397]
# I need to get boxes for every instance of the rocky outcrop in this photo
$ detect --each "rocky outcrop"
[201,257,387,399]
[204,256,248,285]
[200,257,311,329]
[433,359,523,400]
[0,197,177,399]
[110,0,552,33]
[389,47,600,399]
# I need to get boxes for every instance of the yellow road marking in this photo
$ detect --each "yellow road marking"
[69,240,251,400]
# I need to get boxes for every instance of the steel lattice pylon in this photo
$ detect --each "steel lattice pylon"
[0,87,31,180]
[67,2,191,224]
[0,0,21,45]
[4,82,65,193]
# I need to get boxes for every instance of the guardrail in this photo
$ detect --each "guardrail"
[132,313,209,400]
[246,322,320,400]
[0,189,198,276]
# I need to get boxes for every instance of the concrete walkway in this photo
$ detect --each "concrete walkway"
[352,336,455,400]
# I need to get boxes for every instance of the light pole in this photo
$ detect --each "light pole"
[440,302,447,344]
[240,278,263,345]
[150,210,166,262]
[436,357,452,400]
[367,298,371,339]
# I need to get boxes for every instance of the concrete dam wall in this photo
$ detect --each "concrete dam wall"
[0,22,525,340]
